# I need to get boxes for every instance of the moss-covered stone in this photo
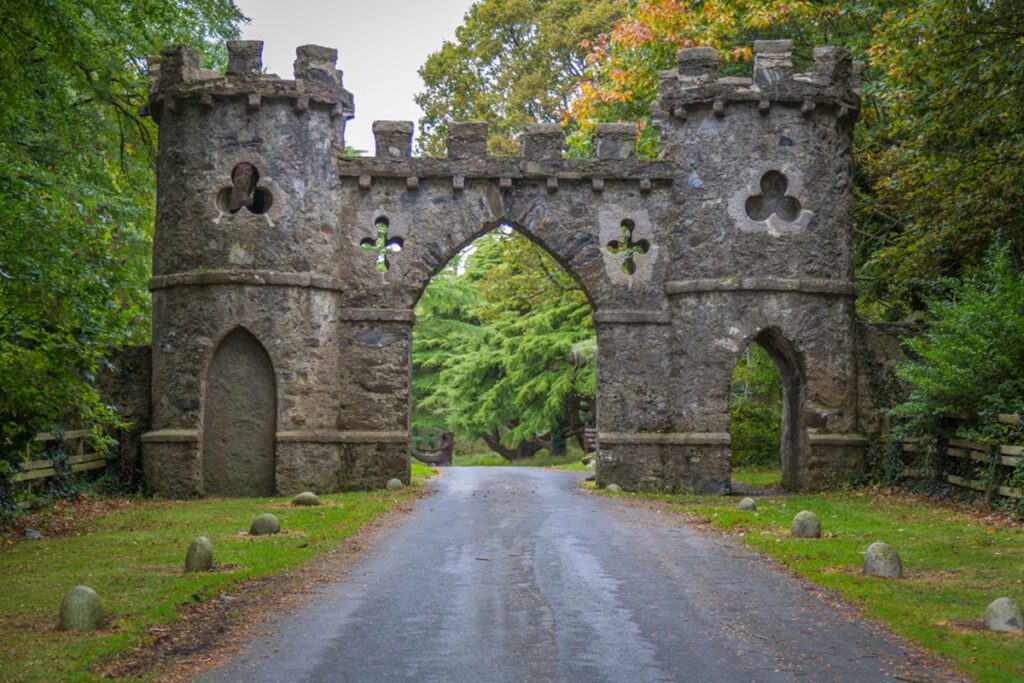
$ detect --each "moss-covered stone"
[292,491,321,506]
[790,510,821,538]
[250,513,281,535]
[185,536,214,572]
[60,585,102,631]
[386,478,405,491]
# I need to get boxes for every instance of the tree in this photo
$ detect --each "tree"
[413,230,596,460]
[415,0,625,156]
[0,0,243,461]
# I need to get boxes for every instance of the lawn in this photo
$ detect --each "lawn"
[0,464,434,681]
[598,475,1024,683]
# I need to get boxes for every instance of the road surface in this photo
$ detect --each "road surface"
[202,467,952,682]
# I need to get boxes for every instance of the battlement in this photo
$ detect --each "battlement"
[339,119,672,190]
[656,41,861,121]
[145,41,355,124]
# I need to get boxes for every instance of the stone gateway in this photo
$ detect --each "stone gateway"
[141,39,868,497]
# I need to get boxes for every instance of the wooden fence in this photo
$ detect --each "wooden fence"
[10,429,107,484]
[898,414,1022,500]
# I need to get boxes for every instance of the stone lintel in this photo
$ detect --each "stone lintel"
[337,308,415,323]
[593,309,672,325]
[599,432,731,446]
[336,157,675,183]
[277,430,409,444]
[149,270,344,292]
[808,432,869,446]
[142,429,200,443]
[665,278,855,296]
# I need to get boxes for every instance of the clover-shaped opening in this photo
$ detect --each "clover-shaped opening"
[744,170,801,222]
[607,219,650,275]
[360,216,403,272]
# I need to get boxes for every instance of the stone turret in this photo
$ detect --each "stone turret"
[141,41,355,497]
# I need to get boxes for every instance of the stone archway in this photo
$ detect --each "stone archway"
[202,327,277,496]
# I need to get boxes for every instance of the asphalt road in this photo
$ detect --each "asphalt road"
[202,468,952,683]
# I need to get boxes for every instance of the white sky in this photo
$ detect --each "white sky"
[235,0,476,153]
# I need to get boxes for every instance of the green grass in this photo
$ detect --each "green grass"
[599,481,1024,682]
[730,465,783,489]
[452,451,589,470]
[0,471,432,682]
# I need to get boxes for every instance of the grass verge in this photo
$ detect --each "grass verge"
[597,475,1024,682]
[0,468,433,682]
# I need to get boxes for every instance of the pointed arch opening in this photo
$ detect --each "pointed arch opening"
[728,328,807,491]
[411,223,597,468]
[202,327,278,496]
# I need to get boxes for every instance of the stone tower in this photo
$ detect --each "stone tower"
[142,39,866,497]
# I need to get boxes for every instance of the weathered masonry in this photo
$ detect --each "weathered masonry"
[141,39,868,498]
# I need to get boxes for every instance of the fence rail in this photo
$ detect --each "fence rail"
[896,413,1023,500]
[10,429,107,484]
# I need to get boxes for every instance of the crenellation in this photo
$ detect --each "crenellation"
[522,123,564,160]
[752,39,794,85]
[372,121,414,158]
[677,46,720,83]
[446,122,489,159]
[225,40,263,78]
[592,123,636,160]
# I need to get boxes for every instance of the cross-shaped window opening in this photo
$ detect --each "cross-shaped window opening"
[606,219,650,275]
[360,216,403,272]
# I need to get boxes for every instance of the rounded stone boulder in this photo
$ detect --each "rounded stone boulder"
[292,491,321,507]
[984,597,1023,633]
[185,536,214,573]
[790,510,821,538]
[605,484,623,493]
[60,585,102,631]
[386,478,405,491]
[863,541,903,578]
[249,513,281,536]
[738,497,757,511]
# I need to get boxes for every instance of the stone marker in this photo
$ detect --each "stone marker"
[185,536,214,572]
[292,491,321,506]
[606,484,623,493]
[790,510,821,538]
[60,585,102,630]
[23,528,43,540]
[738,497,757,511]
[249,513,280,535]
[386,478,405,491]
[862,541,902,578]
[984,597,1023,633]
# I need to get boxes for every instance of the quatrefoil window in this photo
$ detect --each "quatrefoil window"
[744,170,801,222]
[606,219,650,275]
[217,162,273,215]
[360,216,403,272]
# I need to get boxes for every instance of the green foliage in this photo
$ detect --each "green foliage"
[415,0,625,156]
[896,247,1024,423]
[729,345,782,466]
[413,229,596,459]
[0,0,243,461]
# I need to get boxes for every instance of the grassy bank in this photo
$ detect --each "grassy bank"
[0,466,433,681]
[599,474,1024,682]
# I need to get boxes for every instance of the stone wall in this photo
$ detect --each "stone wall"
[142,39,867,497]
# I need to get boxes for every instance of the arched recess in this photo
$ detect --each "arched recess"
[732,328,808,491]
[202,327,277,496]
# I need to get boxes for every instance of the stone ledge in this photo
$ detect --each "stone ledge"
[336,157,675,182]
[808,432,870,446]
[337,308,415,323]
[598,431,731,446]
[141,429,200,443]
[593,309,672,325]
[149,270,344,292]
[665,277,855,296]
[276,430,409,444]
